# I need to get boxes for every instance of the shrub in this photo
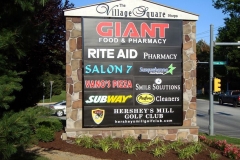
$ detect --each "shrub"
[36,127,55,142]
[199,135,240,159]
[209,150,220,160]
[37,118,63,132]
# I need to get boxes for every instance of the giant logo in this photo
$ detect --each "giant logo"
[85,95,132,104]
[92,109,105,124]
[136,93,155,105]
[96,21,169,44]
[139,64,176,75]
[96,22,169,38]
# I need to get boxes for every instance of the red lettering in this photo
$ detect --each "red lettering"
[127,80,132,88]
[85,80,96,88]
[107,80,111,88]
[96,22,169,38]
[86,80,133,88]
[95,80,102,88]
[141,23,169,38]
[119,80,124,88]
[112,80,117,88]
[122,22,140,37]
[96,22,113,37]
[112,80,133,88]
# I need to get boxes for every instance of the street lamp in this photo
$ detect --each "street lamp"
[50,81,54,102]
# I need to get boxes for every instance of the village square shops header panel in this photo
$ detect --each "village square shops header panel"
[82,18,183,127]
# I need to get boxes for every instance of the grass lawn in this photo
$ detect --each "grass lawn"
[38,91,66,103]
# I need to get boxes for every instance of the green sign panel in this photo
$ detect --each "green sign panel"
[213,61,226,65]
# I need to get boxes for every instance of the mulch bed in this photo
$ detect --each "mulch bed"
[37,130,230,160]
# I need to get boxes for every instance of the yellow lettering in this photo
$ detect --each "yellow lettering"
[107,95,132,103]
[115,96,123,103]
[122,95,132,102]
[107,96,118,103]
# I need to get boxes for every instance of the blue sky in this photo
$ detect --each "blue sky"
[68,0,227,44]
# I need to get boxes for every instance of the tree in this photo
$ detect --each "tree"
[0,0,73,110]
[0,0,50,109]
[213,0,240,90]
[196,40,210,94]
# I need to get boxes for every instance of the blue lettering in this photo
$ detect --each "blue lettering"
[84,64,131,74]
[92,65,100,73]
[107,65,114,73]
[100,65,105,73]
[126,65,132,73]
[85,65,91,74]
[115,65,122,73]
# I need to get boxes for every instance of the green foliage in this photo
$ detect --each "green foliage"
[122,143,137,155]
[37,117,63,132]
[209,150,220,160]
[75,136,83,146]
[0,72,23,109]
[97,138,112,153]
[39,90,66,103]
[122,136,137,155]
[0,106,61,159]
[41,72,65,98]
[135,142,148,151]
[196,40,210,91]
[80,135,95,149]
[0,111,32,159]
[123,136,136,146]
[199,133,240,145]
[0,0,73,110]
[168,139,184,151]
[178,142,203,159]
[151,144,168,158]
[212,0,240,90]
[112,140,121,150]
[36,127,54,142]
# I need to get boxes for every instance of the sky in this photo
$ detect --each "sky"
[68,0,227,44]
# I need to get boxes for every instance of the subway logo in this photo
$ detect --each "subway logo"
[85,95,132,104]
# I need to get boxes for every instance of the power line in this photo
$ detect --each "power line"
[197,34,218,40]
[196,25,224,36]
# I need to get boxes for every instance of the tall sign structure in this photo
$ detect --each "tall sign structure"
[64,0,199,141]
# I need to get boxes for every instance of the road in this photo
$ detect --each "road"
[197,99,240,139]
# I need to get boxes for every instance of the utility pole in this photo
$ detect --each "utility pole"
[209,24,214,136]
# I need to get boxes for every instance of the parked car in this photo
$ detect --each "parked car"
[49,100,66,117]
[218,90,240,107]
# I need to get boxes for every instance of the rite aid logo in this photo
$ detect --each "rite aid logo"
[136,93,155,105]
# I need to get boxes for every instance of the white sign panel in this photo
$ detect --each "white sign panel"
[64,0,198,20]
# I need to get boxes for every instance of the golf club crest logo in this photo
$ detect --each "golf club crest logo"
[92,109,105,124]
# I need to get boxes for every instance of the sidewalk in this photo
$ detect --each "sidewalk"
[27,146,109,160]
